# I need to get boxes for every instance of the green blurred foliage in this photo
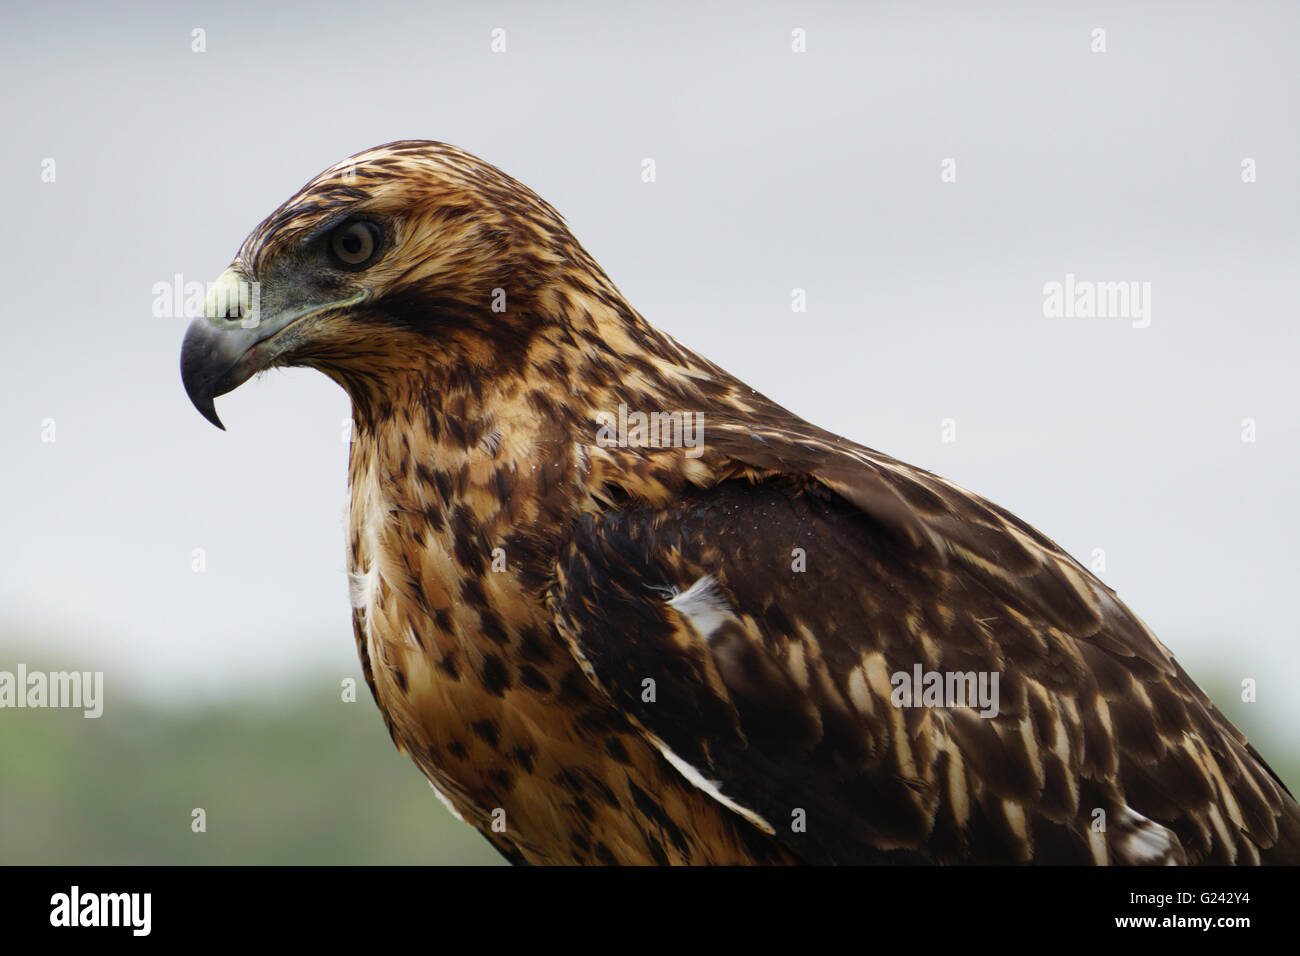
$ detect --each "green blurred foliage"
[0,653,1293,865]
[0,674,504,865]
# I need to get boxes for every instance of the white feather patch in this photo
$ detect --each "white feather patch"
[647,732,774,834]
[1113,805,1183,865]
[348,565,379,612]
[666,575,734,641]
[428,780,467,824]
[347,460,387,626]
[655,577,773,831]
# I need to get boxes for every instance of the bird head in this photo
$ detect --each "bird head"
[180,140,626,430]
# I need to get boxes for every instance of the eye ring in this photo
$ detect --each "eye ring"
[329,220,382,268]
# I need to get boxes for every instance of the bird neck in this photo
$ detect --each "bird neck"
[337,279,783,535]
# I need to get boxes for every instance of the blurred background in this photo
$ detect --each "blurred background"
[1,0,1296,864]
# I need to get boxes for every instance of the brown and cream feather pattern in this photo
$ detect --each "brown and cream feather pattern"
[180,141,1299,865]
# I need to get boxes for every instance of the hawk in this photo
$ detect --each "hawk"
[180,141,1299,865]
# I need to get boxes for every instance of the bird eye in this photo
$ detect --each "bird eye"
[329,220,381,268]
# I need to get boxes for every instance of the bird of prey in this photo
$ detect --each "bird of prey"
[181,141,1299,865]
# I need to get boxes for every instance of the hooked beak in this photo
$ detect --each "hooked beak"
[179,267,362,429]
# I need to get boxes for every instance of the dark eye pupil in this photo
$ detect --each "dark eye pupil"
[332,221,378,266]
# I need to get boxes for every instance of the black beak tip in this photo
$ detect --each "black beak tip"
[193,392,227,431]
[180,320,230,431]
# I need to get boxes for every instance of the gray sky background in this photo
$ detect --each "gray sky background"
[1,2,1296,752]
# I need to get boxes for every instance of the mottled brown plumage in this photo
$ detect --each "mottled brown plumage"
[181,141,1299,865]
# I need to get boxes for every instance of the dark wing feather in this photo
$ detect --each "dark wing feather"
[551,432,1300,863]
